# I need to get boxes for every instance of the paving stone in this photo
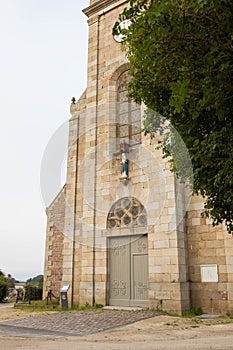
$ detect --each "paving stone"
[0,310,158,337]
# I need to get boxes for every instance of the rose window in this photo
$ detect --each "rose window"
[107,197,147,229]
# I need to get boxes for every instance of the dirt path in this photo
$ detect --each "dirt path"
[1,305,233,350]
[0,303,55,321]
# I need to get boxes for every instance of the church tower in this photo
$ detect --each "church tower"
[43,0,233,315]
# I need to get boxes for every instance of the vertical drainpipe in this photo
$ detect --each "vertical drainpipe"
[92,14,100,306]
[71,113,80,307]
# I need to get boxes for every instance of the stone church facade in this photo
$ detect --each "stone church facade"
[43,0,233,315]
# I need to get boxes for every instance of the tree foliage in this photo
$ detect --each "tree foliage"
[0,270,10,302]
[24,275,43,301]
[26,274,43,285]
[113,0,233,233]
[24,283,43,301]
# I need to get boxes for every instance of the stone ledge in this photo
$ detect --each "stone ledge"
[83,0,126,18]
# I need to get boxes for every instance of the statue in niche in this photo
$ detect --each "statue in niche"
[120,153,128,178]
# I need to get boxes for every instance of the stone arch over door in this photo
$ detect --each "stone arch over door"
[107,197,148,307]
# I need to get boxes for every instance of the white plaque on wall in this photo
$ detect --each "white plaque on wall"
[200,264,218,282]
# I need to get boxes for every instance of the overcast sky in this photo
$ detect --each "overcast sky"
[0,0,89,281]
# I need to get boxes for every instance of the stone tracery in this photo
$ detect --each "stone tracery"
[107,197,147,229]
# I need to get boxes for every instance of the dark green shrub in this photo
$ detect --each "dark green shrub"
[0,275,9,302]
[24,283,43,301]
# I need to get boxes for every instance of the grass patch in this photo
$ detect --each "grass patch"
[182,308,203,318]
[0,300,11,304]
[14,299,59,312]
[14,300,103,313]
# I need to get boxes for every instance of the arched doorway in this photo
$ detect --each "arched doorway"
[107,197,148,307]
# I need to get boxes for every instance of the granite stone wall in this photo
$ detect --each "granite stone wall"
[43,186,66,299]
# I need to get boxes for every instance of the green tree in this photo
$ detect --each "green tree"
[0,270,9,302]
[7,274,15,288]
[24,283,43,301]
[26,274,43,284]
[24,275,43,301]
[113,0,233,232]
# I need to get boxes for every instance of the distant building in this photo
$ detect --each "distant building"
[15,282,26,290]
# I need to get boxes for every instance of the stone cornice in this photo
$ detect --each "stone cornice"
[83,0,127,18]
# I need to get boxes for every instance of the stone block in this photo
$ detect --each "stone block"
[154,239,170,249]
[149,266,162,274]
[155,291,171,300]
[228,274,233,282]
[226,256,233,265]
[95,267,106,274]
[191,218,201,226]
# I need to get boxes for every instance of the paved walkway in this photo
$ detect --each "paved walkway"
[0,309,157,338]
